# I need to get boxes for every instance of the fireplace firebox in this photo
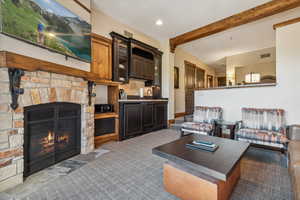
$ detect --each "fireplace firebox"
[24,102,81,177]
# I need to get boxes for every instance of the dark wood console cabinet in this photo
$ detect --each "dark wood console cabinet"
[110,32,162,84]
[119,101,168,140]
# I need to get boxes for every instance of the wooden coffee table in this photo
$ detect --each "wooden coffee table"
[152,135,249,200]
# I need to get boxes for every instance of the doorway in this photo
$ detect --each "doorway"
[185,61,205,115]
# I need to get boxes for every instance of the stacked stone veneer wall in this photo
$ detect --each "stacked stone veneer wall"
[0,67,95,191]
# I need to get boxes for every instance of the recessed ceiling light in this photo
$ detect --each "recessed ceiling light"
[155,19,163,26]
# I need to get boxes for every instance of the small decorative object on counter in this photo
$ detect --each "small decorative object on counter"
[139,88,144,98]
[119,89,127,100]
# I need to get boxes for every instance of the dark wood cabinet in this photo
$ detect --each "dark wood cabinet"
[120,101,168,140]
[110,32,130,83]
[154,102,168,129]
[142,103,155,131]
[110,32,163,88]
[131,55,144,78]
[123,103,142,137]
[153,52,162,86]
[130,46,155,80]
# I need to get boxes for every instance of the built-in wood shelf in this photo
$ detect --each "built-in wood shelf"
[94,133,119,148]
[0,50,121,87]
[93,80,120,86]
[94,112,118,119]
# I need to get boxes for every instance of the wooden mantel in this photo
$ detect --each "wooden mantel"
[0,51,119,86]
[169,0,300,52]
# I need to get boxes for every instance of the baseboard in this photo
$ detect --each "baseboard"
[168,119,175,127]
[175,112,186,118]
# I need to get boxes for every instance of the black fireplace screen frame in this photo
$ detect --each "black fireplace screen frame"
[24,102,81,177]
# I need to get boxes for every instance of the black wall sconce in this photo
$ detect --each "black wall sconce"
[8,68,25,110]
[88,81,96,106]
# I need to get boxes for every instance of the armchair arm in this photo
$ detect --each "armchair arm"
[287,125,300,141]
[235,121,243,132]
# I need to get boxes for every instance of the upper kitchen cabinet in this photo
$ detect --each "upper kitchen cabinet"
[110,32,130,83]
[91,33,112,81]
[153,51,163,86]
[130,40,156,81]
[109,32,163,85]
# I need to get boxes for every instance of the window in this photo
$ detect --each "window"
[245,73,261,83]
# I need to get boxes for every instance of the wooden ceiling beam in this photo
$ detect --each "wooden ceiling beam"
[273,17,300,29]
[170,0,300,53]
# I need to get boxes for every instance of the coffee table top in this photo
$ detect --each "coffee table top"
[152,135,249,181]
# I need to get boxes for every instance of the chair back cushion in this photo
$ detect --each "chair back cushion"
[242,108,286,134]
[194,106,222,123]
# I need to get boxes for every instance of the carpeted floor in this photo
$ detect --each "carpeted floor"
[1,129,292,200]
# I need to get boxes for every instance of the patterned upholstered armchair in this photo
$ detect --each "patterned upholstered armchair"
[235,108,288,151]
[181,106,222,137]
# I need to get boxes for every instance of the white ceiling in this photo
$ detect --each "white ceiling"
[181,7,300,67]
[93,0,300,66]
[92,0,273,39]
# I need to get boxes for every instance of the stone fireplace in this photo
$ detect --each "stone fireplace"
[0,67,95,191]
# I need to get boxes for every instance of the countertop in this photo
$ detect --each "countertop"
[196,83,276,91]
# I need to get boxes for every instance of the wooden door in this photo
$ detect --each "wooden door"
[124,103,142,137]
[144,59,154,80]
[185,61,196,115]
[218,77,226,87]
[91,34,112,80]
[155,102,167,129]
[131,55,144,79]
[196,68,205,89]
[207,75,214,88]
[142,103,154,131]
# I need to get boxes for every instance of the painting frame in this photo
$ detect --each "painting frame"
[0,0,91,62]
[174,66,179,89]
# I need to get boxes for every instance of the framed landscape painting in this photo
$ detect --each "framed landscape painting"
[0,0,91,62]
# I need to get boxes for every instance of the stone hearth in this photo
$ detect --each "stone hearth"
[0,67,95,191]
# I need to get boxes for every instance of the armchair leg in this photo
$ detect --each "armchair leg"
[180,130,184,138]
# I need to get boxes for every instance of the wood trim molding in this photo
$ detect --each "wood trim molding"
[0,50,120,86]
[273,17,300,29]
[168,119,175,127]
[170,0,300,52]
[0,51,97,79]
[91,33,112,43]
[73,0,91,13]
[0,51,116,87]
[175,112,187,118]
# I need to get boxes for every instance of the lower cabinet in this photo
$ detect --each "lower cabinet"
[124,103,143,137]
[143,103,155,132]
[120,101,168,140]
[154,102,168,129]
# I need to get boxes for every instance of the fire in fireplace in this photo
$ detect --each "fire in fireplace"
[24,102,81,177]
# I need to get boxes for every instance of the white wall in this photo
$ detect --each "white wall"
[91,8,160,49]
[0,0,91,71]
[95,85,108,104]
[235,62,276,84]
[195,22,300,124]
[226,47,276,85]
[174,47,216,114]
